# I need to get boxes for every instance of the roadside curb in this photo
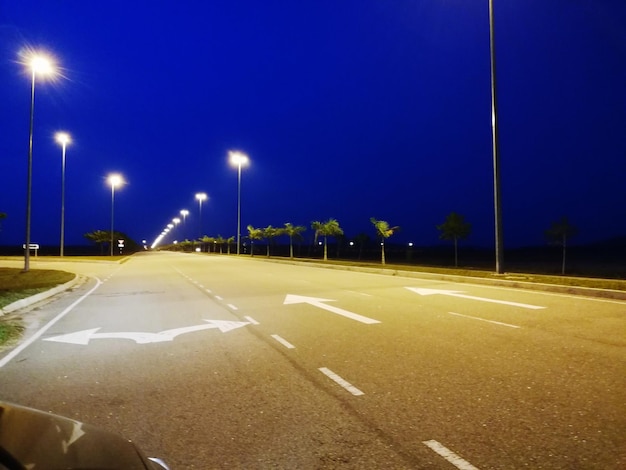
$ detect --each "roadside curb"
[0,274,81,316]
[258,258,626,301]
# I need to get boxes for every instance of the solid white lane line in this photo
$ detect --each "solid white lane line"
[448,311,520,329]
[271,334,295,349]
[318,367,364,396]
[0,278,103,369]
[227,303,238,310]
[244,316,259,325]
[422,440,480,470]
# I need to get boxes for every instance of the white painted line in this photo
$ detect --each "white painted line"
[227,303,238,310]
[318,367,364,396]
[244,316,259,325]
[0,278,103,369]
[423,440,480,470]
[205,289,212,294]
[448,312,520,329]
[271,334,295,349]
[215,295,223,301]
[345,290,372,297]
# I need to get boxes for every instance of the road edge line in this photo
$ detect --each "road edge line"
[0,277,103,368]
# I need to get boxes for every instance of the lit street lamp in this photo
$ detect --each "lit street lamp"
[22,52,55,272]
[229,150,249,255]
[107,173,124,256]
[195,193,207,239]
[55,132,70,257]
[180,209,189,240]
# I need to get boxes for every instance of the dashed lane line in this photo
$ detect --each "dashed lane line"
[271,334,295,349]
[422,440,480,470]
[448,311,520,329]
[318,367,364,396]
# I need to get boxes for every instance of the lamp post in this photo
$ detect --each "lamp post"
[180,209,189,241]
[489,0,504,274]
[55,132,70,257]
[229,151,249,255]
[107,173,123,256]
[180,209,189,223]
[23,53,54,272]
[195,193,207,239]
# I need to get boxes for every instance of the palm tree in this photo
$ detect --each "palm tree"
[437,212,471,267]
[247,225,263,256]
[262,225,282,257]
[226,236,235,254]
[84,230,111,255]
[371,218,400,265]
[215,235,226,254]
[545,216,578,275]
[200,235,214,253]
[311,218,343,261]
[283,223,306,259]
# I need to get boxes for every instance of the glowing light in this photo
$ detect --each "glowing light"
[107,173,123,188]
[229,151,249,167]
[55,132,71,146]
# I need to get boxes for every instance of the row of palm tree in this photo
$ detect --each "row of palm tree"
[242,218,401,264]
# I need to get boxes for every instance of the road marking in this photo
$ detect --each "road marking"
[345,290,372,297]
[448,312,520,329]
[284,294,380,324]
[227,303,238,310]
[271,334,295,349]
[406,287,545,310]
[205,289,212,294]
[0,278,103,368]
[215,295,223,301]
[244,315,259,325]
[422,440,480,470]
[43,320,250,345]
[318,367,364,396]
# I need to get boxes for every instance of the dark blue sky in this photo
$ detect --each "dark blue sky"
[1,1,625,249]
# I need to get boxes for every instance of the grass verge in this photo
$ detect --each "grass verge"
[0,268,75,309]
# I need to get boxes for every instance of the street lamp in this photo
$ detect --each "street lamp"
[229,150,249,255]
[489,0,504,274]
[179,209,189,241]
[107,173,124,256]
[195,192,207,239]
[55,132,70,257]
[22,52,55,272]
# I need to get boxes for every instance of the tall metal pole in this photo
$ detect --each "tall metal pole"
[236,163,242,255]
[489,0,504,274]
[23,70,36,272]
[198,199,203,239]
[60,140,67,257]
[110,184,115,256]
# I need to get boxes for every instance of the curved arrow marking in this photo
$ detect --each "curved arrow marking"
[284,294,380,324]
[406,287,545,310]
[44,320,250,345]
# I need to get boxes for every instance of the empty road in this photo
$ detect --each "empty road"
[1,252,624,468]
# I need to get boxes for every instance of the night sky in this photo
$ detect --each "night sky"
[1,1,625,251]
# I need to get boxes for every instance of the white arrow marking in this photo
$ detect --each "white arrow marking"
[284,294,380,324]
[44,320,250,345]
[405,287,545,310]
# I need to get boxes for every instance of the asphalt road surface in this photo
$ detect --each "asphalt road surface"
[1,252,624,468]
